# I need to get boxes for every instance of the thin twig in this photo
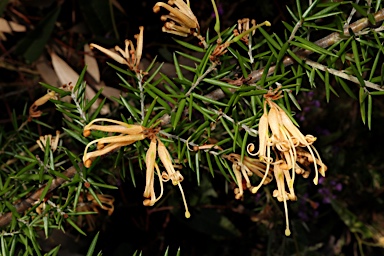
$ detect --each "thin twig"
[185,62,217,97]
[159,130,221,156]
[209,108,259,136]
[304,59,384,91]
[0,120,29,153]
[72,89,86,121]
[137,73,145,122]
[288,19,303,42]
[245,8,384,84]
[344,0,359,29]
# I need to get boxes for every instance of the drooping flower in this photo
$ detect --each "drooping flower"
[158,139,190,218]
[272,163,292,236]
[82,120,190,218]
[90,26,145,74]
[141,137,190,218]
[153,0,199,36]
[143,138,164,207]
[247,85,327,236]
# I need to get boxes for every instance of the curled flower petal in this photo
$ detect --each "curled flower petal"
[83,134,146,167]
[248,111,269,159]
[233,163,244,200]
[83,118,145,137]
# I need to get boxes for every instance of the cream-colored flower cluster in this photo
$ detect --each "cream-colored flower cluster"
[36,130,61,152]
[153,0,199,37]
[246,86,327,236]
[82,2,327,235]
[144,137,190,218]
[82,119,190,218]
[153,0,207,47]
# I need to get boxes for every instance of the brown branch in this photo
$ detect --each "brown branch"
[245,8,384,84]
[205,8,384,101]
[0,164,81,227]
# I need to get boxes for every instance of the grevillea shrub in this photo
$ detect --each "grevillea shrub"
[1,0,384,255]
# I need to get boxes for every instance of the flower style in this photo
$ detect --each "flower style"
[247,85,327,236]
[153,0,206,47]
[272,163,292,236]
[90,26,145,74]
[82,118,147,168]
[224,153,272,200]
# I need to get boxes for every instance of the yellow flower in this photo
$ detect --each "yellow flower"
[141,137,190,218]
[90,26,145,73]
[153,0,207,48]
[143,138,164,207]
[82,120,190,218]
[82,118,147,168]
[247,85,327,236]
[83,118,146,137]
[153,0,200,37]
